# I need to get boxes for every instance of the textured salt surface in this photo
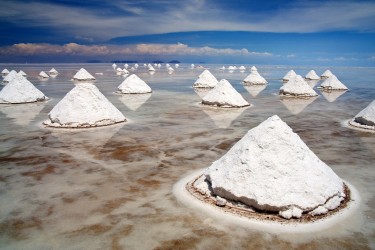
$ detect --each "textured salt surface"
[73,68,96,81]
[305,70,320,80]
[280,75,318,97]
[193,70,218,88]
[320,75,348,90]
[243,67,267,85]
[117,74,152,94]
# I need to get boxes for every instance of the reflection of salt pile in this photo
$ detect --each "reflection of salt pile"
[282,70,297,82]
[193,70,218,88]
[118,93,151,111]
[280,75,318,97]
[280,97,317,115]
[73,68,96,81]
[243,85,267,97]
[117,74,152,94]
[320,90,347,102]
[0,102,45,126]
[202,79,250,108]
[319,75,348,90]
[194,115,346,219]
[306,79,320,88]
[194,88,211,99]
[243,66,268,85]
[39,71,49,78]
[349,100,375,131]
[0,74,47,104]
[43,83,126,128]
[305,70,320,80]
[2,70,18,84]
[201,107,246,128]
[2,68,9,76]
[321,70,334,79]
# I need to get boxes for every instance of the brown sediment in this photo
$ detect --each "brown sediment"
[111,145,159,161]
[68,223,112,236]
[186,174,351,223]
[95,198,134,214]
[0,216,43,240]
[111,225,134,250]
[21,165,56,181]
[214,138,239,151]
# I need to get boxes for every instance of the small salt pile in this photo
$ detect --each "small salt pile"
[193,70,218,88]
[112,63,117,69]
[124,64,129,69]
[49,68,59,76]
[191,64,195,69]
[175,64,179,68]
[220,66,226,70]
[194,115,346,219]
[0,74,47,104]
[319,75,348,90]
[243,66,268,85]
[2,70,18,84]
[148,65,156,71]
[282,70,297,82]
[117,74,152,94]
[321,69,334,79]
[239,65,246,71]
[349,100,375,130]
[44,82,126,128]
[280,75,318,97]
[228,66,236,71]
[1,69,9,76]
[135,63,139,69]
[73,68,96,81]
[166,63,170,68]
[39,71,49,78]
[201,79,250,108]
[18,70,27,77]
[116,68,124,75]
[305,70,320,80]
[123,68,129,75]
[157,64,162,69]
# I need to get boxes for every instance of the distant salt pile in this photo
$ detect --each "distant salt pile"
[220,66,226,70]
[18,70,27,77]
[123,68,129,75]
[239,65,246,71]
[321,69,334,79]
[228,66,236,71]
[124,64,129,69]
[39,71,49,78]
[116,68,124,75]
[148,65,156,71]
[73,68,96,81]
[193,70,218,88]
[243,66,268,85]
[175,64,179,68]
[319,75,348,90]
[2,70,18,84]
[349,100,375,131]
[0,74,47,104]
[48,68,58,76]
[44,82,126,128]
[201,79,250,108]
[135,63,139,69]
[192,115,347,219]
[282,70,297,82]
[280,75,318,97]
[157,64,162,69]
[191,64,195,69]
[305,70,320,80]
[112,63,117,69]
[2,68,9,76]
[117,74,152,94]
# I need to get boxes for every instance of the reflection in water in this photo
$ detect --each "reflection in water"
[320,90,348,102]
[118,93,152,111]
[193,88,211,99]
[201,107,248,128]
[306,79,320,88]
[0,102,45,126]
[280,97,318,115]
[243,85,267,97]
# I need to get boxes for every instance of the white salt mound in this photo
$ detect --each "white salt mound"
[117,74,152,94]
[18,70,27,76]
[239,66,246,70]
[196,115,345,219]
[321,70,334,79]
[320,75,348,90]
[305,70,320,80]
[280,75,318,97]
[2,70,18,83]
[44,83,126,128]
[2,68,9,76]
[39,71,49,78]
[148,65,156,71]
[112,63,117,69]
[0,74,47,104]
[73,68,96,81]
[193,70,218,88]
[202,79,250,108]
[282,70,297,82]
[250,66,257,72]
[350,100,375,129]
[243,67,268,85]
[49,68,58,75]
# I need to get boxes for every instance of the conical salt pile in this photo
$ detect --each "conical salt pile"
[195,115,346,219]
[49,68,59,75]
[39,71,49,78]
[305,70,320,80]
[282,70,297,82]
[148,65,156,71]
[43,83,126,128]
[321,69,334,79]
[0,74,47,104]
[193,70,218,88]
[2,68,9,76]
[243,66,267,85]
[239,66,246,71]
[18,70,27,76]
[112,63,117,69]
[202,79,250,108]
[320,75,348,90]
[2,70,18,83]
[73,68,96,81]
[117,74,152,94]
[280,75,318,97]
[349,100,375,130]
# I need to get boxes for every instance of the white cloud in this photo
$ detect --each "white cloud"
[287,54,296,58]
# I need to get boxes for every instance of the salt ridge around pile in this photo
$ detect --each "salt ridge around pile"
[193,70,218,88]
[243,66,268,85]
[305,70,320,80]
[282,70,297,82]
[202,79,250,108]
[117,74,152,94]
[0,74,47,104]
[43,83,126,128]
[349,100,375,131]
[73,68,96,81]
[280,75,318,97]
[192,115,347,219]
[320,75,348,90]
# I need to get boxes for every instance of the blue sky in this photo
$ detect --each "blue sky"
[0,0,375,65]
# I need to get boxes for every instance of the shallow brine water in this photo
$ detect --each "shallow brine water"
[0,64,374,249]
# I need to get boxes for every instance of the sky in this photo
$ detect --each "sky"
[0,0,375,65]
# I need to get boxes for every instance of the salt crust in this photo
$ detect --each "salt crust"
[320,75,348,90]
[39,71,49,78]
[280,75,318,97]
[0,74,47,104]
[3,70,18,83]
[117,74,152,94]
[305,70,320,80]
[73,68,96,81]
[321,69,334,79]
[43,83,126,128]
[193,70,218,88]
[282,70,297,82]
[194,115,345,219]
[349,100,375,130]
[243,67,268,85]
[202,79,250,108]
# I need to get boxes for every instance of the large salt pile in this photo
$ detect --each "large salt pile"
[282,70,297,82]
[305,70,320,80]
[280,75,318,97]
[2,70,18,84]
[243,66,268,85]
[73,68,96,81]
[43,83,126,128]
[321,70,334,79]
[0,74,47,104]
[202,79,250,108]
[349,100,375,131]
[39,71,49,78]
[319,75,348,90]
[117,74,152,94]
[193,115,346,219]
[192,70,218,88]
[2,68,9,76]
